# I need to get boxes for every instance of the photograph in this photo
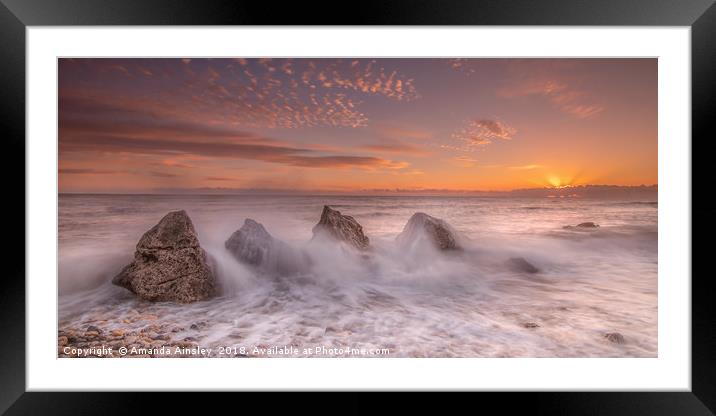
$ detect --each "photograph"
[57,57,658,358]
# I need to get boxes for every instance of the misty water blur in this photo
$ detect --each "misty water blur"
[58,194,657,357]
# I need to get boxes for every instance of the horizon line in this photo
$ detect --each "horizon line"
[59,183,658,197]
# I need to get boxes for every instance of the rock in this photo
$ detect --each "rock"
[396,212,461,250]
[311,206,369,250]
[577,222,599,228]
[507,257,540,274]
[110,329,125,337]
[58,336,68,346]
[112,210,216,303]
[86,325,103,334]
[604,332,626,344]
[225,219,310,275]
[564,221,600,230]
[523,322,540,328]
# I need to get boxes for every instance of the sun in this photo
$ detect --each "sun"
[547,175,562,188]
[547,175,572,189]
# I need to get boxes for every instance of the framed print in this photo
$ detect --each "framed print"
[3,0,715,414]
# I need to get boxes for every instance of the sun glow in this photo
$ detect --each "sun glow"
[546,175,572,189]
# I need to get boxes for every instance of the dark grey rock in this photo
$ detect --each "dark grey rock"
[311,206,370,250]
[507,257,540,274]
[85,325,103,334]
[226,219,274,267]
[604,332,626,344]
[564,221,600,230]
[112,210,216,303]
[396,212,461,250]
[226,219,310,275]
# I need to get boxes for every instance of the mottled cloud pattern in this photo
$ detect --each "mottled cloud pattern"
[451,119,517,149]
[61,58,418,129]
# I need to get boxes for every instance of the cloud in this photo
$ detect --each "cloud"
[60,131,409,172]
[359,141,428,155]
[453,155,479,167]
[452,118,516,148]
[374,124,433,141]
[446,59,604,119]
[59,95,412,173]
[62,134,305,159]
[59,58,421,129]
[499,79,603,119]
[149,171,179,178]
[280,155,409,170]
[509,164,544,170]
[59,168,120,174]
[206,176,233,181]
[160,158,196,169]
[447,59,476,75]
[355,124,433,156]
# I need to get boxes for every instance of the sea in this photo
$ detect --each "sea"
[58,194,658,357]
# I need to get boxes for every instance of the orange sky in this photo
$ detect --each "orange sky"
[59,58,657,193]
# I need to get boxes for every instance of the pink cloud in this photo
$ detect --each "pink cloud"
[452,118,516,148]
[499,79,604,119]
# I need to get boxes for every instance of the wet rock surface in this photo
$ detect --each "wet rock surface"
[564,221,600,230]
[226,219,311,276]
[604,332,626,344]
[311,206,370,250]
[396,212,461,250]
[112,210,216,303]
[58,321,202,358]
[506,257,540,274]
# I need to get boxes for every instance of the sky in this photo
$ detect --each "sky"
[58,58,657,193]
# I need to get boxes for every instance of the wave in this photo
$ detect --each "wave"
[57,195,658,357]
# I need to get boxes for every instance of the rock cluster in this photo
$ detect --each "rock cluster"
[396,212,461,250]
[58,320,203,358]
[311,205,370,250]
[112,206,471,303]
[112,210,216,303]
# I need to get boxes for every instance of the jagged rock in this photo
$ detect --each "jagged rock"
[604,332,626,344]
[85,325,103,334]
[226,219,310,275]
[506,257,540,274]
[396,212,461,250]
[226,219,274,267]
[523,322,540,328]
[311,206,369,250]
[112,210,216,303]
[564,221,600,230]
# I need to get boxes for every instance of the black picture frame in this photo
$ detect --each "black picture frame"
[2,0,713,414]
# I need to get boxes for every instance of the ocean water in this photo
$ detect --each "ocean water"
[58,194,658,357]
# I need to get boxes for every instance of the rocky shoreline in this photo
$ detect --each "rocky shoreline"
[58,204,627,358]
[58,312,211,358]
